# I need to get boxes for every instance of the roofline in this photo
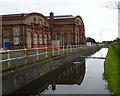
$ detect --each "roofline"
[1,13,27,17]
[1,12,50,24]
[46,15,74,19]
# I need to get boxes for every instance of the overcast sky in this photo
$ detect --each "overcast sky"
[0,0,119,42]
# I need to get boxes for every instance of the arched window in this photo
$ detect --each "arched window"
[38,19,42,25]
[44,34,47,44]
[76,20,81,25]
[34,33,38,45]
[38,19,42,28]
[39,34,43,44]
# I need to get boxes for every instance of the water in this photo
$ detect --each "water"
[12,48,110,95]
[41,48,110,95]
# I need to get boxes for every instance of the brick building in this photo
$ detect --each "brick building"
[49,12,85,46]
[1,12,85,50]
[1,12,51,50]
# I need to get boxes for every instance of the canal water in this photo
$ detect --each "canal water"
[12,48,110,95]
[39,48,110,95]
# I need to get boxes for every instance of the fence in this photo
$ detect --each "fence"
[0,45,86,69]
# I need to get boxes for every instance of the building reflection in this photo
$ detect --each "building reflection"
[51,59,85,91]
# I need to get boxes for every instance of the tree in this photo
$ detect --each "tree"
[102,0,120,9]
[113,37,120,43]
[86,37,97,43]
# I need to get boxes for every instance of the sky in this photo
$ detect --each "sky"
[0,0,119,42]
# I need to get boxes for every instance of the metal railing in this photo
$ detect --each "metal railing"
[0,45,86,68]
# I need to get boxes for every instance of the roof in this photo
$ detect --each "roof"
[1,13,75,19]
[1,13,27,17]
[46,15,74,19]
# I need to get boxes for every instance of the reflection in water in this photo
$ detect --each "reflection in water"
[40,59,86,95]
[51,60,85,90]
[91,48,108,58]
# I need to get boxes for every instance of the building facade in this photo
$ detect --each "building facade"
[1,12,85,50]
[49,12,85,46]
[1,12,51,50]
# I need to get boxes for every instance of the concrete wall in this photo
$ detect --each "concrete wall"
[2,45,101,95]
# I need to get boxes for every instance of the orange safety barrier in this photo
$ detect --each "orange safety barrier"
[32,45,60,50]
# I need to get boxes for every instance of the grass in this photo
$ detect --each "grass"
[104,41,120,94]
[1,52,16,57]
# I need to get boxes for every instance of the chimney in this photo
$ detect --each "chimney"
[50,12,54,23]
[50,12,54,40]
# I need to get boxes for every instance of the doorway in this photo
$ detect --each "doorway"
[3,39,10,50]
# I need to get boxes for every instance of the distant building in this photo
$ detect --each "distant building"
[86,42,92,46]
[48,12,85,46]
[1,12,85,50]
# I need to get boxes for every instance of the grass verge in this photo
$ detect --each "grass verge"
[104,41,120,94]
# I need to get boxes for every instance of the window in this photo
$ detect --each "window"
[34,33,38,45]
[76,20,81,25]
[39,34,43,44]
[44,34,47,44]
[14,37,19,45]
[38,19,42,28]
[38,19,42,25]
